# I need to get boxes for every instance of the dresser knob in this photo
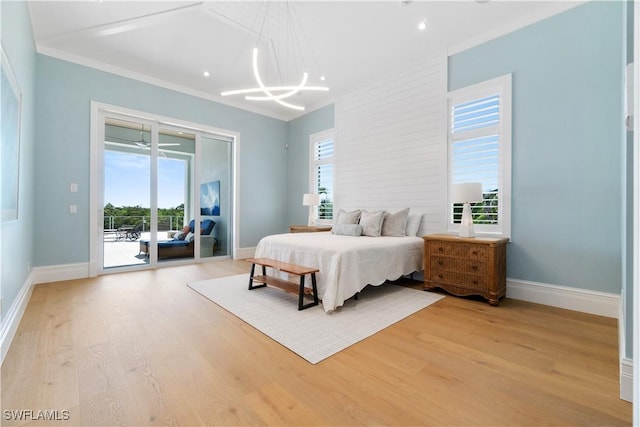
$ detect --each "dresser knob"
[437,247,444,253]
[472,251,478,255]
[471,265,478,270]
[438,261,443,266]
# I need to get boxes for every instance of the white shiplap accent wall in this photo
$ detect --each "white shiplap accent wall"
[335,52,447,235]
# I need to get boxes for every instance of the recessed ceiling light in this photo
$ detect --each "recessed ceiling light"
[203,71,210,77]
[320,75,326,81]
[418,19,427,31]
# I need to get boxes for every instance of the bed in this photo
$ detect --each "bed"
[254,231,424,312]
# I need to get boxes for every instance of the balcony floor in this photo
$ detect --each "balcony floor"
[103,231,192,268]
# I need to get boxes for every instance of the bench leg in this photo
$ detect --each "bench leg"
[298,275,305,310]
[311,273,319,305]
[248,263,266,290]
[298,273,319,310]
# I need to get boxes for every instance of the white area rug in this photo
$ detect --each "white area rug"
[188,274,444,364]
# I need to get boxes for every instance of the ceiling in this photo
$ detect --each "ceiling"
[28,1,585,121]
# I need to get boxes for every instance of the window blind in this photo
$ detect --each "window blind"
[315,138,334,160]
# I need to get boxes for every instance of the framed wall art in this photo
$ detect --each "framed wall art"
[200,180,220,216]
[1,45,22,222]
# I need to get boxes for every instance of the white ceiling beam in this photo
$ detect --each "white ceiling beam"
[38,2,204,45]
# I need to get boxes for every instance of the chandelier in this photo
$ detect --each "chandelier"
[220,2,329,111]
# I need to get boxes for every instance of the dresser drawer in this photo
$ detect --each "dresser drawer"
[429,271,488,290]
[431,256,487,275]
[429,242,465,257]
[430,241,488,261]
[465,245,488,261]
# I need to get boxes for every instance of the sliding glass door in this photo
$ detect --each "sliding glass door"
[156,126,195,264]
[200,135,233,258]
[103,117,152,268]
[96,107,235,272]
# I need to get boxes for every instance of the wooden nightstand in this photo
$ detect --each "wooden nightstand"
[423,234,509,305]
[289,225,332,233]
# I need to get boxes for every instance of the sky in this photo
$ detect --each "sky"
[104,151,186,208]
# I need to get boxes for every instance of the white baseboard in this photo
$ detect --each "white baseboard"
[32,262,90,284]
[507,278,619,319]
[0,270,35,365]
[32,253,259,281]
[235,246,256,259]
[619,299,633,403]
[621,358,633,402]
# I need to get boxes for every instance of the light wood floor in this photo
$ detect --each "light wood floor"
[2,260,631,426]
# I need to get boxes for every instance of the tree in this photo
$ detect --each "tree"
[103,204,186,230]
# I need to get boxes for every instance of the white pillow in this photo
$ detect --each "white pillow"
[381,208,410,237]
[405,214,423,237]
[359,210,385,237]
[332,224,363,236]
[184,231,195,242]
[332,209,361,234]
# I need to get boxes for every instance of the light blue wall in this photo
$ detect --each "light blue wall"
[286,104,335,226]
[1,2,36,321]
[449,1,625,294]
[34,55,288,266]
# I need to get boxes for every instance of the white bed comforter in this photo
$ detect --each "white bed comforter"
[254,232,424,312]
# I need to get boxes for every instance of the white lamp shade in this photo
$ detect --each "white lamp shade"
[451,183,483,203]
[302,193,320,206]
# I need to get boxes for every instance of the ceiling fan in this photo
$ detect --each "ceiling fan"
[131,125,180,150]
[105,125,181,157]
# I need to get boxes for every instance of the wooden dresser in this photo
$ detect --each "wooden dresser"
[423,234,509,305]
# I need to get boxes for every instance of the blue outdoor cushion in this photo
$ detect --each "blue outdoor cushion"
[159,239,190,248]
[188,219,216,235]
[141,239,191,249]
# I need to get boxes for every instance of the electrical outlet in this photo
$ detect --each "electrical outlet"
[70,205,78,213]
[70,182,78,193]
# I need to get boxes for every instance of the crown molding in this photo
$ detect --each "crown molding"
[35,45,292,122]
[448,1,587,56]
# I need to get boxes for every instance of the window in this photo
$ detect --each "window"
[309,129,335,222]
[447,74,511,236]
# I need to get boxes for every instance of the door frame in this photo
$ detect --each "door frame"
[633,0,639,421]
[89,101,240,276]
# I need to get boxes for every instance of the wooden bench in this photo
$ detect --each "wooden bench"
[246,258,319,310]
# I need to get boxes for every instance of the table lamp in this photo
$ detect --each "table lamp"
[451,182,483,238]
[303,193,320,226]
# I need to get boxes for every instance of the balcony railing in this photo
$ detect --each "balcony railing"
[104,216,184,233]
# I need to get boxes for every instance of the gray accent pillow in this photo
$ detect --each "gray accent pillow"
[405,213,423,237]
[381,208,410,237]
[334,209,361,225]
[359,210,385,237]
[332,223,363,236]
